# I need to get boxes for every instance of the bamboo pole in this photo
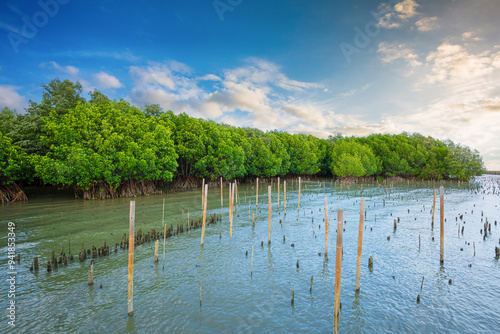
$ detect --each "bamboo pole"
[162,197,167,268]
[220,177,223,207]
[252,212,255,227]
[201,184,208,246]
[68,232,71,255]
[298,177,301,211]
[277,177,280,209]
[202,178,205,210]
[230,183,233,237]
[154,240,159,262]
[325,197,329,256]
[88,260,94,285]
[355,199,364,291]
[333,210,343,329]
[268,186,272,244]
[440,186,444,264]
[235,181,238,208]
[127,201,135,316]
[233,181,236,211]
[256,178,259,208]
[432,189,436,228]
[284,180,287,211]
[162,222,166,269]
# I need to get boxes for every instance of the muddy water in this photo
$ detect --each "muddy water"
[1,177,499,333]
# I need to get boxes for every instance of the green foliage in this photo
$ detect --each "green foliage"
[244,135,280,177]
[443,142,486,181]
[278,133,321,175]
[193,122,246,180]
[330,139,380,177]
[0,131,29,185]
[33,100,178,195]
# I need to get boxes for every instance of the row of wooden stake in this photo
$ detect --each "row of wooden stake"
[125,180,446,331]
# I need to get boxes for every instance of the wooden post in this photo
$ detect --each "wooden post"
[154,239,159,262]
[333,210,343,329]
[88,260,94,285]
[235,181,238,208]
[162,222,167,269]
[268,186,272,244]
[128,201,135,316]
[230,183,233,237]
[201,184,208,246]
[432,189,436,228]
[325,197,329,256]
[277,177,280,209]
[220,177,223,207]
[298,177,301,211]
[355,199,364,291]
[252,212,255,227]
[199,280,202,306]
[284,180,287,211]
[232,182,236,212]
[162,198,165,226]
[440,186,444,264]
[202,178,205,210]
[256,177,259,208]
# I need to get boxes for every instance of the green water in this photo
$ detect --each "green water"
[1,177,499,333]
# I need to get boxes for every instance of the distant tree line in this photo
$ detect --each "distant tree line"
[0,79,486,200]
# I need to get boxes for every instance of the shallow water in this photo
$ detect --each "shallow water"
[1,177,499,333]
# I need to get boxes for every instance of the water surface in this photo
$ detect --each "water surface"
[1,177,499,333]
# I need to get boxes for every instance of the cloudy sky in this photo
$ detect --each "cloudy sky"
[1,0,499,169]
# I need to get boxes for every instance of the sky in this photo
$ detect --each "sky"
[0,0,499,169]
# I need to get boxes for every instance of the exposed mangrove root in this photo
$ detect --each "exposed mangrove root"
[77,180,159,200]
[0,182,28,203]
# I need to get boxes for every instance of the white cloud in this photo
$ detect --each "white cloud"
[198,74,221,81]
[281,104,326,126]
[415,16,439,32]
[0,85,26,111]
[94,72,123,89]
[126,58,326,131]
[462,32,484,42]
[377,42,422,67]
[40,61,79,76]
[424,43,500,84]
[378,0,420,29]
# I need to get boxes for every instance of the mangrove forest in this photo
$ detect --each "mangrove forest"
[0,79,486,201]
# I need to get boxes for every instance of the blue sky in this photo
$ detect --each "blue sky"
[1,0,499,169]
